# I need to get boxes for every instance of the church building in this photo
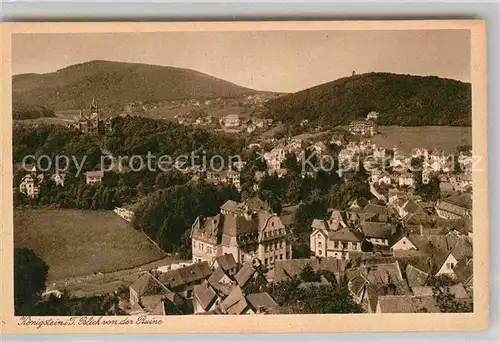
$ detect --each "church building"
[75,97,104,135]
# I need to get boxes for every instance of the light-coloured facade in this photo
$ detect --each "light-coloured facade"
[348,120,377,136]
[206,170,241,190]
[190,199,292,269]
[85,171,104,185]
[310,213,362,260]
[435,253,459,277]
[19,174,39,198]
[390,236,417,251]
[221,114,241,127]
[435,195,472,219]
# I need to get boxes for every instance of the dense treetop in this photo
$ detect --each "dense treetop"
[265,72,471,127]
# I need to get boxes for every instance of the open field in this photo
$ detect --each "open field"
[50,255,181,297]
[371,126,472,154]
[14,209,166,281]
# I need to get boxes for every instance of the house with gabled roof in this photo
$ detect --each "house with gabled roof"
[158,261,212,299]
[409,234,473,264]
[454,258,473,291]
[361,222,396,247]
[273,258,347,283]
[207,267,235,297]
[310,210,349,258]
[213,253,238,276]
[405,258,432,288]
[390,235,418,251]
[128,271,192,314]
[246,292,279,314]
[220,286,250,314]
[435,193,472,219]
[193,280,221,314]
[234,261,268,290]
[323,227,363,260]
[397,199,425,219]
[432,250,459,277]
[347,197,368,212]
[347,260,409,308]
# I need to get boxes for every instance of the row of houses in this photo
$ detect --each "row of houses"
[129,254,278,315]
[310,193,472,261]
[18,167,104,198]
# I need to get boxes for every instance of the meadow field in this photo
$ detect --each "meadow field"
[14,209,166,281]
[371,126,472,154]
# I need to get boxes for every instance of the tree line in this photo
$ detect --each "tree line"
[14,248,125,316]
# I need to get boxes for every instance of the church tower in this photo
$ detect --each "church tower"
[88,96,101,134]
[90,96,98,118]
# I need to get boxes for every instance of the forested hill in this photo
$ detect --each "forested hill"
[265,72,471,127]
[13,60,260,112]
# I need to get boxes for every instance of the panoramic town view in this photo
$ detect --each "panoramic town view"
[13,30,473,316]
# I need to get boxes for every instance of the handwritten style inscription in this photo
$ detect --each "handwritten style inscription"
[18,315,164,329]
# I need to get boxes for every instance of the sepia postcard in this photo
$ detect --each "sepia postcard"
[0,20,488,334]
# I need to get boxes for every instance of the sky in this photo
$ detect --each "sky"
[12,30,470,93]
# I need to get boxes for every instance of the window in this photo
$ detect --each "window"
[193,241,196,248]
[265,244,269,252]
[447,263,455,270]
[318,241,322,247]
[352,243,357,250]
[264,258,268,265]
[271,221,275,227]
[201,243,204,251]
[402,240,406,244]
[270,256,274,262]
[286,252,290,259]
[280,254,283,260]
[318,250,322,256]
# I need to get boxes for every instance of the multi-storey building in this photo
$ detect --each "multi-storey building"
[206,170,241,190]
[435,194,472,219]
[348,120,377,137]
[190,198,292,269]
[19,174,40,198]
[85,171,104,185]
[310,210,363,260]
[220,114,241,127]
